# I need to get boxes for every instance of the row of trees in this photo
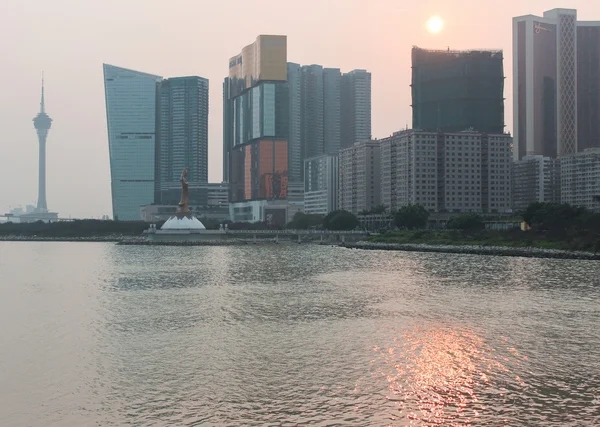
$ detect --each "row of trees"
[286,211,360,231]
[5,202,597,238]
[523,202,600,237]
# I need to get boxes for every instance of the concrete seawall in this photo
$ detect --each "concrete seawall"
[0,235,128,242]
[342,242,600,260]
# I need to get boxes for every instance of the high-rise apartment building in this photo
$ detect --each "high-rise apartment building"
[300,64,324,160]
[561,148,600,211]
[380,130,513,213]
[224,35,293,225]
[341,70,372,149]
[103,64,162,220]
[513,8,600,160]
[156,76,209,204]
[287,63,343,181]
[323,68,342,154]
[287,63,302,183]
[304,154,338,215]
[411,47,505,135]
[338,140,380,215]
[223,77,234,182]
[512,155,560,212]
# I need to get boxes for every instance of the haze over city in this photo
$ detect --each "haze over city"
[1,0,598,218]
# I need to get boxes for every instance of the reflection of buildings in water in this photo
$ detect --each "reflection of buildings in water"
[370,325,515,425]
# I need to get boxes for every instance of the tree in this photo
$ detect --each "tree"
[287,212,323,229]
[323,210,360,231]
[446,214,485,231]
[523,202,584,233]
[395,204,429,229]
[371,204,387,214]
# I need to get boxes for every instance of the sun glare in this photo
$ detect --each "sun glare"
[427,16,444,34]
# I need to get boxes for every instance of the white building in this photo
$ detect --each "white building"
[228,200,303,226]
[339,140,380,215]
[304,154,338,215]
[561,148,600,211]
[380,130,513,213]
[103,64,162,220]
[340,70,372,150]
[512,155,560,212]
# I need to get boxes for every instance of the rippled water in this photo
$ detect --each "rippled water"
[0,242,599,426]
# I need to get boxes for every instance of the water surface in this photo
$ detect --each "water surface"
[0,242,599,426]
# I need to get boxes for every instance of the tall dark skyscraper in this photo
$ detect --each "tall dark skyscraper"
[301,65,325,160]
[323,68,341,154]
[156,76,209,204]
[32,77,52,212]
[287,63,344,181]
[223,77,233,182]
[340,69,371,150]
[513,8,600,159]
[578,23,600,153]
[411,47,505,137]
[287,63,302,182]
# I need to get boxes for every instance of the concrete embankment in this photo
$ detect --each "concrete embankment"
[117,239,246,246]
[0,235,133,242]
[342,241,600,260]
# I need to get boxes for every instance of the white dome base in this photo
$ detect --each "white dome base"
[161,214,206,230]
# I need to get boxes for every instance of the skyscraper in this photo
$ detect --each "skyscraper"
[223,77,234,182]
[287,63,343,181]
[301,65,324,160]
[513,8,600,160]
[411,47,505,135]
[323,68,342,154]
[103,64,162,221]
[578,23,600,152]
[341,69,372,149]
[33,77,52,212]
[156,76,209,204]
[287,63,302,182]
[224,35,292,224]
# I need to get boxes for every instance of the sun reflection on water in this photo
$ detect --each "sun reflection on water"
[370,325,515,425]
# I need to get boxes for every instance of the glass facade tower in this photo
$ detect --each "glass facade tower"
[103,64,162,220]
[513,8,600,159]
[224,35,290,205]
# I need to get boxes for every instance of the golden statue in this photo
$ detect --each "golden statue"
[177,168,190,214]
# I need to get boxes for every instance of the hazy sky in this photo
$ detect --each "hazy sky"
[1,0,598,218]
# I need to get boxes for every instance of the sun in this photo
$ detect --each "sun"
[427,16,444,34]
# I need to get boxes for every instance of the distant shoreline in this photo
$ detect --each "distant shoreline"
[4,236,599,259]
[0,236,324,246]
[342,241,600,260]
[0,236,127,242]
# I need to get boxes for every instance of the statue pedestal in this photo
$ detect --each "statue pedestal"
[161,213,206,231]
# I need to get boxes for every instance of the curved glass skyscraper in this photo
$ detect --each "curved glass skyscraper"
[103,64,162,220]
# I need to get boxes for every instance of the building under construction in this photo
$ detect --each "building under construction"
[411,47,505,134]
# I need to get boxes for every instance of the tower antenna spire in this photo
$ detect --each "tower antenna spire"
[40,72,45,113]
